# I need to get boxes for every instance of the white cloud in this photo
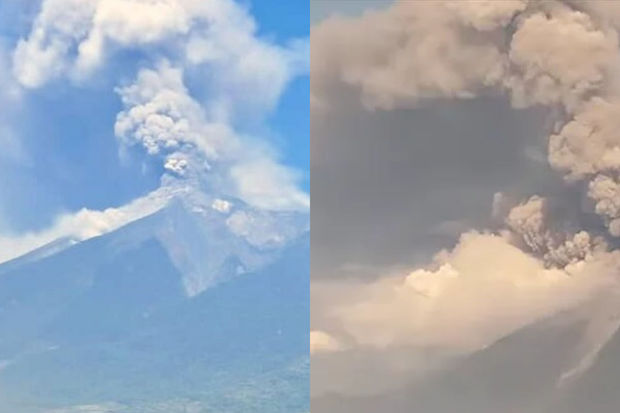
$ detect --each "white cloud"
[0,185,185,264]
[0,38,26,163]
[319,232,619,352]
[185,20,308,120]
[13,0,308,116]
[12,0,96,88]
[229,159,309,211]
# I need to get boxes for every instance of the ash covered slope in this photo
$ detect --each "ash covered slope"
[313,296,620,413]
[0,195,309,413]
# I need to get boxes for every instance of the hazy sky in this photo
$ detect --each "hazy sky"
[310,0,620,405]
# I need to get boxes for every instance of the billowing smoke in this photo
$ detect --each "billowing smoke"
[0,0,309,264]
[312,0,620,247]
[311,0,620,369]
[502,195,607,267]
[113,61,309,211]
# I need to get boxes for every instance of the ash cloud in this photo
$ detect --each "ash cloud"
[312,0,620,259]
[312,1,620,234]
[312,0,620,396]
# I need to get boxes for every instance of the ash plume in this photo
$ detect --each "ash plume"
[312,0,620,241]
[311,0,620,368]
[504,195,607,267]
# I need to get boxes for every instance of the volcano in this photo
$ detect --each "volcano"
[0,194,309,413]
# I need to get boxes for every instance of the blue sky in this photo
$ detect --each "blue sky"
[247,0,309,188]
[0,0,309,242]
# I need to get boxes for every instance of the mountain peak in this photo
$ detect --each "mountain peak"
[0,187,308,298]
[156,193,308,296]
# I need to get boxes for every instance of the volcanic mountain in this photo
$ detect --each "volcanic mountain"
[0,194,309,413]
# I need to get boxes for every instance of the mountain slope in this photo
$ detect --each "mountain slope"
[0,197,309,412]
[313,297,620,413]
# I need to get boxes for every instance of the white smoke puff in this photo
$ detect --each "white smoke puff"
[164,156,189,175]
[507,8,618,110]
[549,98,620,181]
